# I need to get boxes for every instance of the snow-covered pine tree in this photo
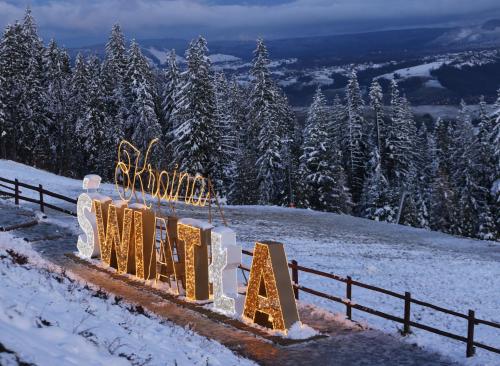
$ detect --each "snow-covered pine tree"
[255,100,283,205]
[43,39,72,174]
[69,53,89,175]
[159,49,180,167]
[126,40,161,155]
[18,8,47,165]
[397,95,421,225]
[248,38,275,143]
[331,94,346,157]
[368,80,385,166]
[171,37,219,182]
[361,143,394,221]
[330,94,352,211]
[230,79,255,204]
[0,46,7,159]
[0,10,46,164]
[385,81,418,218]
[299,87,351,212]
[246,38,284,204]
[102,24,127,113]
[0,23,24,160]
[77,56,110,175]
[362,80,393,221]
[403,123,431,228]
[385,79,401,185]
[476,95,499,239]
[345,70,366,204]
[101,24,128,153]
[275,90,299,206]
[450,100,496,238]
[213,71,237,199]
[163,50,179,130]
[491,109,500,237]
[429,118,457,233]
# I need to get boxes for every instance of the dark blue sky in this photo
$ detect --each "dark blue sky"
[1,0,500,47]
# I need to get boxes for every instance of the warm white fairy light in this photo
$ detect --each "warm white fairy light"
[243,242,300,332]
[77,175,109,258]
[76,193,97,258]
[209,227,241,315]
[178,219,211,301]
[114,139,210,208]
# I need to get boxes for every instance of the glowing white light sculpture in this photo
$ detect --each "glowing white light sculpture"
[209,227,241,315]
[76,175,111,258]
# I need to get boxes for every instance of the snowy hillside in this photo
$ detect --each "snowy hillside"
[0,232,255,366]
[0,160,499,365]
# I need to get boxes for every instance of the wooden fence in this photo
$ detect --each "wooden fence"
[0,177,77,216]
[0,176,499,359]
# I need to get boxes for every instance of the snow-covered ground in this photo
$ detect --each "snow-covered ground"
[0,231,255,366]
[1,160,499,365]
[377,61,445,80]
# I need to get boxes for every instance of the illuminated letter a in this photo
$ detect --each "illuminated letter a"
[243,241,299,332]
[177,219,210,301]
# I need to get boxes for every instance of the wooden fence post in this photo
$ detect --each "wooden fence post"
[291,260,299,300]
[403,292,411,335]
[14,179,19,205]
[346,276,352,320]
[39,184,44,213]
[466,310,475,357]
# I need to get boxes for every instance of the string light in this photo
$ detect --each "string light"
[114,139,211,208]
[77,175,106,258]
[209,227,241,315]
[243,242,300,332]
[94,199,112,265]
[110,203,133,273]
[133,209,145,278]
[178,222,210,301]
[76,193,97,258]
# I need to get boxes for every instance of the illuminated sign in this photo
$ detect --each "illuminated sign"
[114,139,210,208]
[243,242,299,331]
[76,140,300,333]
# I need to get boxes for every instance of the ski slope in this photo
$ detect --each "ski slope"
[0,160,499,365]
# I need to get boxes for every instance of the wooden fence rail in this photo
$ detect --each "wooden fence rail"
[0,176,77,216]
[1,176,499,359]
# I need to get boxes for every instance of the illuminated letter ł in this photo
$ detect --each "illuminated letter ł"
[128,203,156,280]
[243,241,300,332]
[76,175,108,258]
[209,227,241,315]
[177,219,211,301]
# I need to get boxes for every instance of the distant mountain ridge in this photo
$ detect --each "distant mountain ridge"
[67,21,500,107]
[431,19,500,49]
[69,21,500,67]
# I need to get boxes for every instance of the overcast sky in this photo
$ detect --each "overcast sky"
[1,0,500,46]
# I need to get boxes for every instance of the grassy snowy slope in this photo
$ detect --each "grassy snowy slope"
[1,160,499,365]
